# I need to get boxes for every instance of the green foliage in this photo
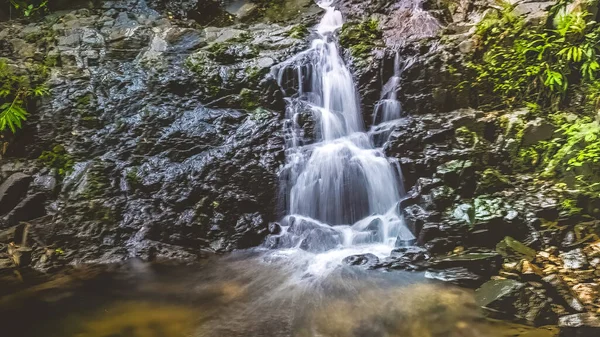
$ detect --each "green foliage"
[467,4,600,110]
[515,114,600,193]
[339,18,383,60]
[544,116,600,174]
[10,0,48,18]
[0,59,50,133]
[560,198,583,216]
[38,144,74,176]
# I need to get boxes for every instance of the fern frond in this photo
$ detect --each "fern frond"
[0,99,28,134]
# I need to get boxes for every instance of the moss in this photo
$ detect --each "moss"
[44,54,59,68]
[83,201,119,224]
[455,126,479,148]
[81,161,111,200]
[339,18,383,60]
[76,93,93,107]
[245,65,267,86]
[125,167,141,190]
[38,144,74,176]
[206,36,259,65]
[286,24,309,39]
[239,88,259,110]
[249,107,271,121]
[477,168,512,193]
[227,32,253,43]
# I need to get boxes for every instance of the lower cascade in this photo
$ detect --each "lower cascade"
[265,0,414,263]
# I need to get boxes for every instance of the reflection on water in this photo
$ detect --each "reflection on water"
[0,251,557,337]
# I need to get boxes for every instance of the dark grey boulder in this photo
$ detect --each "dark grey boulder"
[0,173,32,216]
[4,193,47,228]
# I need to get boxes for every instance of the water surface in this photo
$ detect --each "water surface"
[0,251,558,337]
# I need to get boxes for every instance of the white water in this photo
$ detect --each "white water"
[373,51,414,124]
[266,0,414,278]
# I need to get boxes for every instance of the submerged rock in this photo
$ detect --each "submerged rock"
[342,253,380,268]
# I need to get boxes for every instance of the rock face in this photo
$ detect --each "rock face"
[0,0,320,262]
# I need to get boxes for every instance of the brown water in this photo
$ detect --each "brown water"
[0,251,558,337]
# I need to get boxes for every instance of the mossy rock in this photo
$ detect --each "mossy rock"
[286,24,309,39]
[476,168,512,194]
[455,126,479,148]
[339,17,383,61]
[38,145,74,177]
[239,88,260,110]
[496,236,536,261]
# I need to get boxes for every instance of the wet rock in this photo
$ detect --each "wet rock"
[430,252,502,277]
[427,185,455,210]
[343,253,380,268]
[268,222,282,235]
[0,173,32,216]
[299,228,342,253]
[559,313,600,337]
[417,222,444,245]
[561,249,588,270]
[424,236,457,254]
[402,204,429,236]
[522,118,555,147]
[436,159,474,190]
[365,218,384,241]
[476,279,555,324]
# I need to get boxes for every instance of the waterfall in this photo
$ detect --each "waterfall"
[267,0,414,261]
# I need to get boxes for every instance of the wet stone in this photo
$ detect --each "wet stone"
[268,222,281,235]
[342,253,379,268]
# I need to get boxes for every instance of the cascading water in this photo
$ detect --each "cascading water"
[373,51,415,124]
[265,0,414,272]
